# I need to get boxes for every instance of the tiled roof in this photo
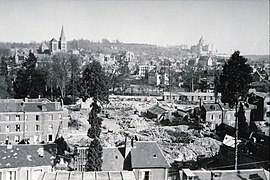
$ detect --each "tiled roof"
[102,147,125,171]
[202,103,222,111]
[0,99,62,112]
[163,91,218,97]
[38,171,136,180]
[147,105,167,116]
[50,38,57,42]
[187,169,268,180]
[199,56,210,62]
[131,141,170,169]
[0,144,57,168]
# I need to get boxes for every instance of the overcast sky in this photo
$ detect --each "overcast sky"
[0,0,269,55]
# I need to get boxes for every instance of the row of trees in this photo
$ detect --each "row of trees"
[0,51,113,103]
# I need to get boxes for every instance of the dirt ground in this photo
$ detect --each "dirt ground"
[65,97,221,164]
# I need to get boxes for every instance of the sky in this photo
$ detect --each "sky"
[0,0,269,55]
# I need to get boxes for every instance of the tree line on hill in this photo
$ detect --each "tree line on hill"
[0,50,131,103]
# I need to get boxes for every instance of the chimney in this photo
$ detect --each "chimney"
[38,147,44,157]
[24,97,28,102]
[211,172,222,180]
[42,101,47,112]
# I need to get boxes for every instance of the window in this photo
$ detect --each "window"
[25,115,28,121]
[219,115,221,119]
[6,125,10,133]
[204,96,207,100]
[25,125,28,132]
[49,115,53,120]
[143,171,151,180]
[210,96,213,100]
[15,125,20,132]
[6,115,10,121]
[211,115,214,120]
[15,115,20,121]
[36,115,40,121]
[59,115,62,120]
[8,171,16,180]
[191,96,194,101]
[48,124,53,131]
[48,134,53,142]
[36,125,40,131]
[14,135,20,143]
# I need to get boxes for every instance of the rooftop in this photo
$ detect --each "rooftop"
[163,91,218,96]
[131,141,170,169]
[37,171,136,180]
[202,103,222,111]
[0,144,57,169]
[0,98,62,112]
[181,168,269,180]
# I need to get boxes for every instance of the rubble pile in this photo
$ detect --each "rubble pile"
[66,98,222,166]
[122,126,221,164]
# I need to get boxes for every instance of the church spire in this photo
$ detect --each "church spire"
[59,25,66,42]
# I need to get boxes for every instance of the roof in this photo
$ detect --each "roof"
[222,134,242,148]
[182,169,269,180]
[199,56,211,62]
[131,141,170,169]
[102,147,125,171]
[202,103,222,111]
[59,26,66,41]
[40,43,49,49]
[0,144,57,168]
[163,91,218,97]
[0,99,62,112]
[147,105,167,115]
[38,171,136,180]
[50,38,58,42]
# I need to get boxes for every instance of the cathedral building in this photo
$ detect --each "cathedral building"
[191,36,213,55]
[50,26,67,54]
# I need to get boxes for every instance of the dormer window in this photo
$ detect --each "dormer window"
[153,154,157,158]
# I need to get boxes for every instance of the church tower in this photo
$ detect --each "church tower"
[58,26,67,52]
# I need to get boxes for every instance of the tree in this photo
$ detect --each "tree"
[0,76,10,98]
[13,69,30,98]
[219,51,253,106]
[66,55,81,102]
[218,51,253,170]
[85,138,103,171]
[0,56,8,77]
[80,60,109,103]
[86,100,103,171]
[14,51,47,98]
[51,53,70,98]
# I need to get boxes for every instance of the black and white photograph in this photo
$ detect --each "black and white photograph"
[0,0,269,180]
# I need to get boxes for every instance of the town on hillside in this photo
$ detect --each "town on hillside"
[0,2,269,180]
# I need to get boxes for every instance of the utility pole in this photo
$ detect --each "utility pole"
[235,102,239,170]
[169,63,172,103]
[21,101,25,141]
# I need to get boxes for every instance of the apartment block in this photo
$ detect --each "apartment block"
[0,98,68,144]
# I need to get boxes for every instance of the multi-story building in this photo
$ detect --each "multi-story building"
[163,91,220,103]
[0,98,68,144]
